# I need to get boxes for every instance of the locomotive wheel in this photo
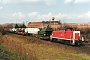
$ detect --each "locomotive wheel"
[60,40,64,44]
[51,38,57,42]
[70,40,73,45]
[70,40,75,45]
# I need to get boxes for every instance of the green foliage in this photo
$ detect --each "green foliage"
[0,25,6,35]
[0,25,4,32]
[1,29,6,35]
[78,28,90,41]
[15,24,19,28]
[20,24,26,28]
[15,24,26,28]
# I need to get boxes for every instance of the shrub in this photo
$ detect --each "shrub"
[0,25,6,35]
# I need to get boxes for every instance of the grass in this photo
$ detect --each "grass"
[0,34,37,60]
[25,43,90,60]
[0,43,18,60]
[0,43,37,60]
[1,34,90,60]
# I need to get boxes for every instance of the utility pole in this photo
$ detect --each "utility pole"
[26,20,29,27]
[52,17,55,30]
[16,19,17,24]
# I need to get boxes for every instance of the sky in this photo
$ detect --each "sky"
[0,0,90,24]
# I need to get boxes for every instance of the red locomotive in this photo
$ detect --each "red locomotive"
[50,27,84,45]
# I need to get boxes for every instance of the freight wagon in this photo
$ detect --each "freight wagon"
[24,28,40,36]
[38,27,53,39]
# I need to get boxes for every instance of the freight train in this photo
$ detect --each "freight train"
[3,27,84,46]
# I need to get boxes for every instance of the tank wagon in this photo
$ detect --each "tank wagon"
[50,27,84,45]
[24,28,40,36]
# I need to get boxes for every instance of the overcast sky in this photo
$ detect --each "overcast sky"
[0,0,90,24]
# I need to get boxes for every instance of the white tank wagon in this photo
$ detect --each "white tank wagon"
[24,28,40,36]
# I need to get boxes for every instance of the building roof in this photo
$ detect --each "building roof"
[28,22,43,25]
[42,21,61,24]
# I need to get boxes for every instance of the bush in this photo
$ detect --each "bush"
[0,25,6,35]
[1,29,7,35]
[0,25,3,32]
[78,28,90,41]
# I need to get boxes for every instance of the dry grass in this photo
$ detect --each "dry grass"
[1,34,90,60]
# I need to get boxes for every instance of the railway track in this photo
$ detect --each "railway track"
[46,41,90,55]
[79,42,90,55]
